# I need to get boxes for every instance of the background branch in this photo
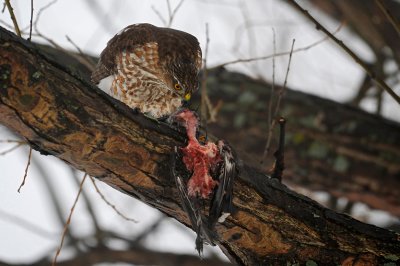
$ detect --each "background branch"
[286,0,400,105]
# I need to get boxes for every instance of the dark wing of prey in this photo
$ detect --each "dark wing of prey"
[208,140,237,229]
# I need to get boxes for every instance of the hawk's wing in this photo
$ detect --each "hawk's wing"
[91,23,201,85]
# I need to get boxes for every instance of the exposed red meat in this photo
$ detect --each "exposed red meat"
[175,109,221,198]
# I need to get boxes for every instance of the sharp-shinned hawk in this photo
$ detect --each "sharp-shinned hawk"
[91,23,202,118]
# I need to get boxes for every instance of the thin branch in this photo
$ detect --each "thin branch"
[261,28,277,165]
[199,24,221,124]
[201,23,210,122]
[167,0,185,27]
[25,0,95,72]
[212,22,343,69]
[0,139,25,143]
[261,39,295,166]
[32,156,79,248]
[0,142,24,155]
[52,173,87,266]
[28,0,33,41]
[132,216,164,243]
[89,176,138,223]
[70,169,102,234]
[0,208,57,239]
[166,0,172,22]
[274,39,295,118]
[17,147,32,193]
[4,0,21,37]
[33,0,61,49]
[65,35,96,71]
[375,0,400,37]
[286,0,400,105]
[151,5,167,26]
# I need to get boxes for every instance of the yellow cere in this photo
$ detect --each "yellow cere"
[184,93,191,101]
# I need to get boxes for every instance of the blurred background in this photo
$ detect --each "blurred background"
[1,0,399,265]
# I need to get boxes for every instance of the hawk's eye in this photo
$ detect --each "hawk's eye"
[174,83,181,90]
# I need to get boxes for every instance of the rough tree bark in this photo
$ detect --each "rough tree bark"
[1,27,399,265]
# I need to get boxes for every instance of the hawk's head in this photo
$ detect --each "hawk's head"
[156,25,202,102]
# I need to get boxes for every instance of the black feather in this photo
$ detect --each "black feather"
[209,140,238,229]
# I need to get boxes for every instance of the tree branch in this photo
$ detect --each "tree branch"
[0,26,399,265]
[286,0,400,105]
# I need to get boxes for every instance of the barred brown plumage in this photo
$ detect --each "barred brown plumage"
[92,23,202,118]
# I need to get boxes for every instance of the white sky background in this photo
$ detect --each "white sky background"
[1,0,400,264]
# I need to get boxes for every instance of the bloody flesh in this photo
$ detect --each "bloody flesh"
[175,109,221,198]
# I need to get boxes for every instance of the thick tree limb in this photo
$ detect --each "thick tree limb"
[1,27,399,265]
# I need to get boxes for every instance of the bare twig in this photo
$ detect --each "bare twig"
[26,0,95,72]
[32,156,79,247]
[33,0,61,49]
[0,139,25,143]
[241,1,254,57]
[17,147,32,193]
[65,35,96,71]
[167,0,185,27]
[286,0,400,105]
[166,0,172,23]
[274,39,295,118]
[212,22,343,69]
[261,28,278,165]
[375,0,400,37]
[4,0,21,37]
[152,0,185,28]
[261,39,295,165]
[201,23,210,122]
[0,19,15,30]
[0,142,24,155]
[200,24,221,123]
[151,5,167,26]
[89,176,138,223]
[70,169,101,234]
[52,173,87,266]
[267,28,277,141]
[0,208,57,239]
[132,216,164,243]
[28,0,33,41]
[35,0,57,27]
